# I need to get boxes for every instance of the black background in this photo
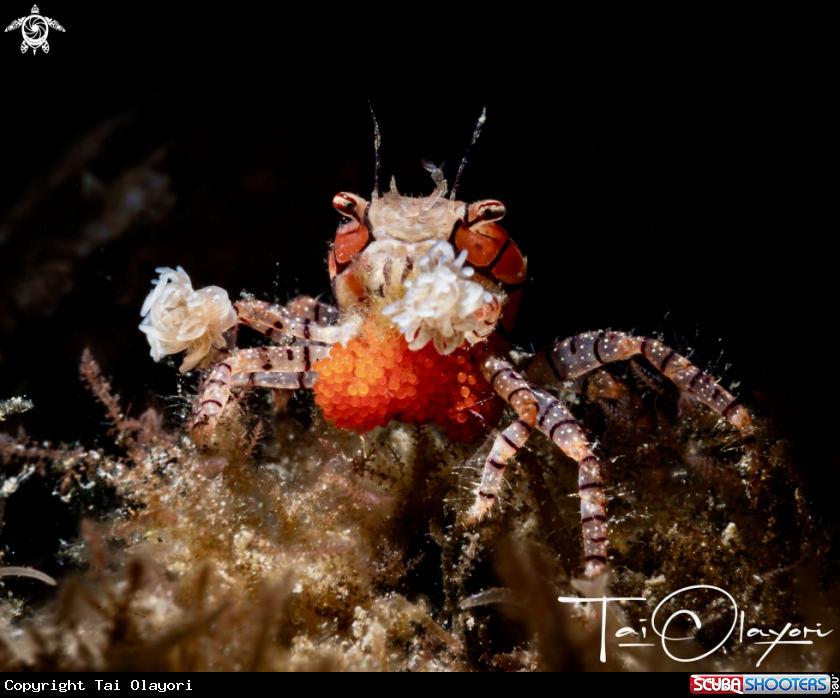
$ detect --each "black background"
[0,5,835,572]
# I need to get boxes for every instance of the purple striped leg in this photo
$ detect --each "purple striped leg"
[532,388,608,577]
[288,295,340,326]
[234,299,360,345]
[230,371,318,390]
[191,345,329,435]
[464,356,539,524]
[523,331,760,489]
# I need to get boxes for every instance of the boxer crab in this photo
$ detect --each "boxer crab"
[140,143,759,579]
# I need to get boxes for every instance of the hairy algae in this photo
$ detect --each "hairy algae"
[0,346,834,671]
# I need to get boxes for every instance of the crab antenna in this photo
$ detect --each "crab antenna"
[369,101,382,200]
[450,107,487,201]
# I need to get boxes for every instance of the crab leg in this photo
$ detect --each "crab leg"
[191,345,329,433]
[522,332,759,488]
[234,299,359,345]
[230,371,318,390]
[532,388,608,577]
[465,356,539,523]
[287,295,340,326]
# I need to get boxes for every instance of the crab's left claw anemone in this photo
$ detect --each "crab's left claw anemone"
[383,241,492,355]
[139,266,237,372]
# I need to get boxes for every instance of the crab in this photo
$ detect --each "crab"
[139,123,759,578]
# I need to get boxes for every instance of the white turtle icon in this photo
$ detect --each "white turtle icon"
[4,5,64,54]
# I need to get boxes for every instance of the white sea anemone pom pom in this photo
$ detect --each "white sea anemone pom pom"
[139,266,237,372]
[383,241,493,355]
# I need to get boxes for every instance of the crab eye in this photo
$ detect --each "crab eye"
[333,193,359,219]
[473,200,506,222]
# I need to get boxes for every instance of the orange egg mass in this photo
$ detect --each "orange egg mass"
[313,322,502,442]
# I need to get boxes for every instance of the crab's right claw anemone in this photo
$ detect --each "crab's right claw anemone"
[139,266,237,372]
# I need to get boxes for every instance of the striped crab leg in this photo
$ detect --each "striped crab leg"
[288,295,340,326]
[532,388,608,577]
[233,299,360,345]
[191,345,329,434]
[231,371,318,390]
[464,356,539,524]
[522,332,759,489]
[463,356,609,576]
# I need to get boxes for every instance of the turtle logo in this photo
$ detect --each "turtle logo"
[4,5,64,54]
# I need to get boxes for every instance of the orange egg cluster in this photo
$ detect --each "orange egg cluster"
[313,323,501,442]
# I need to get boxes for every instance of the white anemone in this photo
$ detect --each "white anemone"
[383,241,492,355]
[139,266,237,372]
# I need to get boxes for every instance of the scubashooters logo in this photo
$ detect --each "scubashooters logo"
[689,675,832,694]
[558,584,834,666]
[4,5,65,54]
